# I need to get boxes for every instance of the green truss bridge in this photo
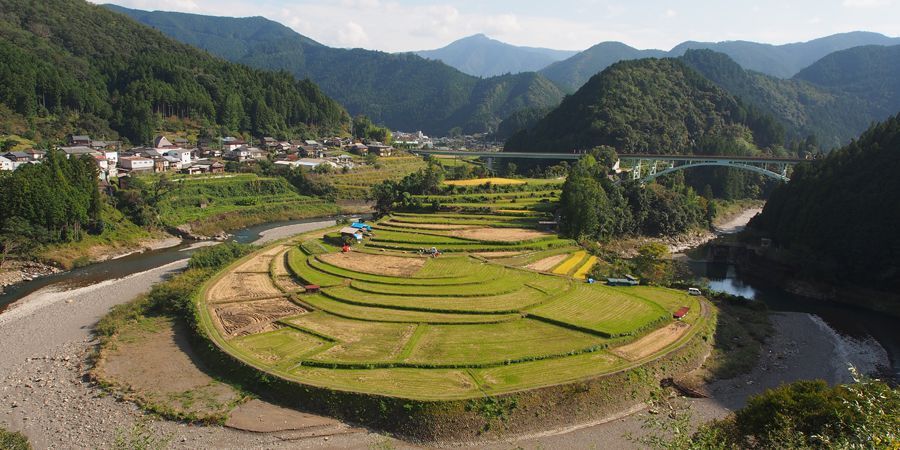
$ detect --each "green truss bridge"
[410,150,808,182]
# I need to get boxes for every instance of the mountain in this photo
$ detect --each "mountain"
[539,42,667,92]
[794,45,900,120]
[415,34,577,78]
[506,58,782,154]
[680,49,877,149]
[671,31,900,79]
[0,0,347,144]
[748,114,900,294]
[106,6,565,135]
[543,32,900,92]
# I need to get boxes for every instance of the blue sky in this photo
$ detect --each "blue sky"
[97,0,900,51]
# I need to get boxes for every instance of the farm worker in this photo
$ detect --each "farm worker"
[342,244,350,253]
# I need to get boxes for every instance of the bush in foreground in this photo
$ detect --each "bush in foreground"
[0,428,31,450]
[688,371,900,449]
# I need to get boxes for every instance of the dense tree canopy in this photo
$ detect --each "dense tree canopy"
[0,0,348,144]
[506,58,784,154]
[682,49,883,150]
[749,114,900,290]
[559,150,710,241]
[107,5,566,136]
[0,150,102,243]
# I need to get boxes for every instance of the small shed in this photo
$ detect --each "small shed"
[304,284,321,294]
[674,306,690,320]
[340,227,363,242]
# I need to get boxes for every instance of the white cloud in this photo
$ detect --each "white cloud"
[337,21,370,48]
[665,9,677,18]
[842,0,892,7]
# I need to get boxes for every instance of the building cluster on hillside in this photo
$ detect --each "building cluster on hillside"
[432,133,502,151]
[392,130,433,149]
[1,132,405,178]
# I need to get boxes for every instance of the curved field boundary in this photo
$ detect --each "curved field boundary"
[319,286,543,315]
[364,238,574,253]
[348,278,522,298]
[301,294,522,324]
[308,256,486,285]
[195,230,712,403]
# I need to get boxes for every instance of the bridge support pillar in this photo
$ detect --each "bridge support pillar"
[632,162,641,181]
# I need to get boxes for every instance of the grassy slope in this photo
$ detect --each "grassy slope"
[39,204,165,269]
[154,174,340,235]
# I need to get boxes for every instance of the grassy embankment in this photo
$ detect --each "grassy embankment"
[310,156,426,199]
[153,174,341,236]
[38,204,168,269]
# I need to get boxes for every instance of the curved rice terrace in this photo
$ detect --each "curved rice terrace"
[197,206,710,401]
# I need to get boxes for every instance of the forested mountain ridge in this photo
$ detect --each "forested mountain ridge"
[680,50,879,150]
[415,33,576,78]
[539,42,667,92]
[541,31,900,92]
[794,45,900,122]
[106,5,566,135]
[505,58,783,154]
[0,0,348,144]
[748,115,900,291]
[670,31,900,79]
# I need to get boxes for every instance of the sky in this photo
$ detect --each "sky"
[94,0,900,52]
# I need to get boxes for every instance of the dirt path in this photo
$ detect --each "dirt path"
[713,207,763,234]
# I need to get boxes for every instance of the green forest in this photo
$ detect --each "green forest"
[680,49,878,150]
[0,0,348,145]
[106,5,566,135]
[748,114,900,290]
[505,58,784,154]
[0,150,104,266]
[558,149,711,241]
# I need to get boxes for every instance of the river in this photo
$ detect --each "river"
[686,236,900,381]
[0,217,340,314]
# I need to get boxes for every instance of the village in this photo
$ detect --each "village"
[0,131,443,181]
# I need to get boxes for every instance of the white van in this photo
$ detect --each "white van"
[688,288,702,296]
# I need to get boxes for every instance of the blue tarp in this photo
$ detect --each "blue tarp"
[351,222,372,231]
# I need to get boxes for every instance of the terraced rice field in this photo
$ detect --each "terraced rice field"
[197,210,708,401]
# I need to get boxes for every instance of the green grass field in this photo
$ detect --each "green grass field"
[151,174,340,235]
[197,204,709,401]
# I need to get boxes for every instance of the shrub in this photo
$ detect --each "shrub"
[691,373,900,448]
[0,428,31,450]
[187,242,252,270]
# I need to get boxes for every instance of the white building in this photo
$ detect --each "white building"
[119,156,154,172]
[0,156,13,171]
[164,149,193,165]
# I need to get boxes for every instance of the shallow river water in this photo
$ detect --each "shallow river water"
[687,247,900,380]
[0,217,340,313]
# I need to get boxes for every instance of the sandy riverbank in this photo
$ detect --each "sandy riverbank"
[0,236,183,296]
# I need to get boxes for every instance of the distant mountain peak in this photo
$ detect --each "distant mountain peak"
[415,34,577,77]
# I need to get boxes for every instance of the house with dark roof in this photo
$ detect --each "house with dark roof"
[69,135,91,146]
